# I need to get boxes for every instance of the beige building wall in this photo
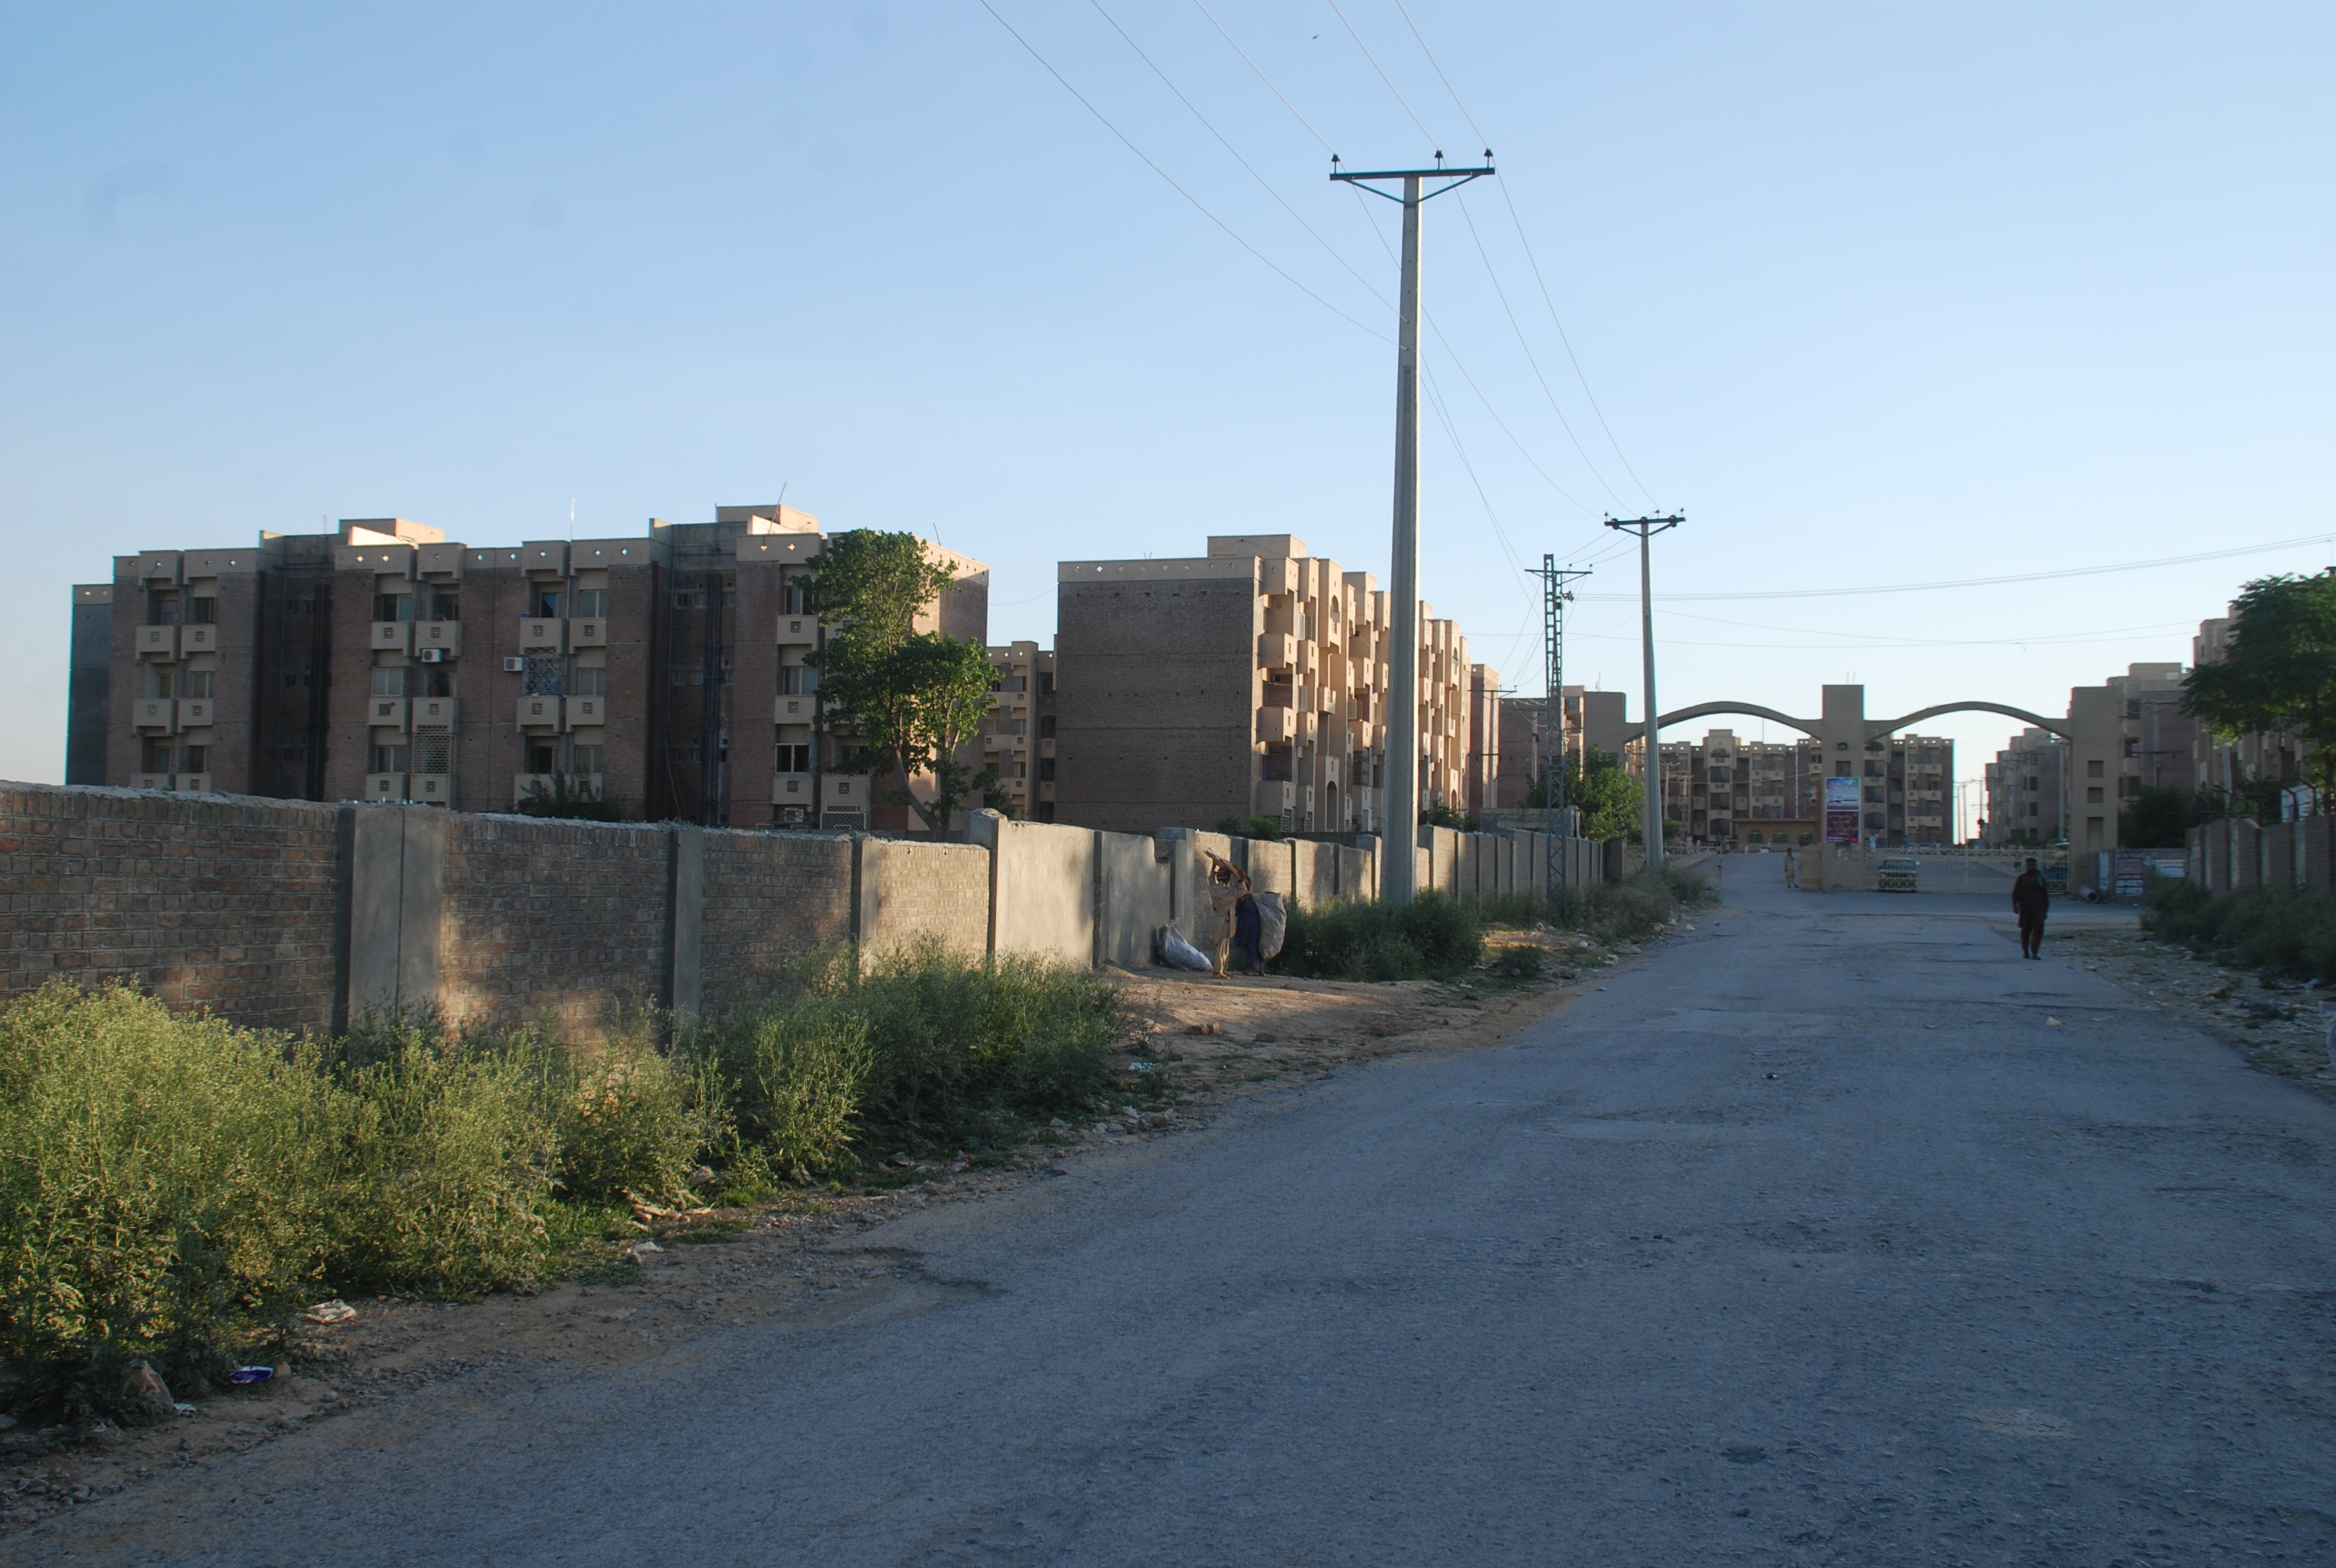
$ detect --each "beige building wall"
[982,640,1058,821]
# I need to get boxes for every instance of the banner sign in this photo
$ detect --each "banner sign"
[1823,775,1862,844]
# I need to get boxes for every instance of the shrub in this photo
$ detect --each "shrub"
[0,984,337,1411]
[556,1015,715,1206]
[331,1022,561,1297]
[1578,866,1706,942]
[695,994,870,1182]
[1212,814,1287,841]
[1271,893,1484,982]
[1483,944,1546,981]
[2142,875,2336,982]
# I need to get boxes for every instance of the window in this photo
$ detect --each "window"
[572,590,607,618]
[184,669,214,698]
[419,666,452,697]
[523,654,563,696]
[533,588,561,618]
[186,597,217,625]
[370,668,408,697]
[776,743,811,774]
[573,668,607,696]
[1038,672,1055,695]
[142,739,175,773]
[373,593,413,623]
[1015,675,1028,692]
[2086,787,2104,803]
[572,746,604,775]
[2086,759,2104,778]
[429,591,460,622]
[371,744,410,773]
[1037,759,1056,782]
[1039,715,1056,739]
[528,742,559,774]
[782,666,820,695]
[411,730,452,774]
[148,593,181,628]
[783,578,809,614]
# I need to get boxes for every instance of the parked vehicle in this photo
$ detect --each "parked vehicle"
[1876,857,1919,893]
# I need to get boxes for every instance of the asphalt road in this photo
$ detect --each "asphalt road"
[38,858,2336,1565]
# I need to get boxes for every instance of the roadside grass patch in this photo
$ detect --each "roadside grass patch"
[1270,892,1484,982]
[2143,874,2336,983]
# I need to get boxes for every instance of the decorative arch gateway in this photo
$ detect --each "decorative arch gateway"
[1653,699,2071,742]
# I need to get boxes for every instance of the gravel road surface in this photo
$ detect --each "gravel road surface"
[25,856,2336,1565]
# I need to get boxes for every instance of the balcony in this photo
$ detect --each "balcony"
[177,698,215,729]
[567,694,607,728]
[136,626,177,659]
[174,773,214,793]
[516,695,564,729]
[1038,737,1056,758]
[773,772,814,806]
[415,620,463,657]
[411,774,453,806]
[774,694,816,724]
[368,697,409,731]
[180,623,219,654]
[411,696,460,729]
[131,699,177,733]
[776,615,816,646]
[519,618,565,653]
[1038,781,1056,802]
[1258,633,1295,670]
[1258,707,1296,743]
[132,773,173,790]
[370,621,411,653]
[569,619,607,648]
[365,774,406,802]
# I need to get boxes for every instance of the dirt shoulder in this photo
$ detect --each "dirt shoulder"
[0,918,1673,1552]
[2046,924,2336,1099]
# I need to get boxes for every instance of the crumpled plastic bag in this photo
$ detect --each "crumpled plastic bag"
[1157,923,1214,972]
[1254,891,1287,961]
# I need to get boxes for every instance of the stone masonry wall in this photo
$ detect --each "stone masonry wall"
[699,832,855,1011]
[0,783,343,1032]
[861,839,991,962]
[436,814,674,1036]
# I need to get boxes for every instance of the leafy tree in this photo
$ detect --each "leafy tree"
[515,772,625,821]
[807,532,999,834]
[1212,814,1286,840]
[2182,571,2336,795]
[2118,785,2210,848]
[1529,747,1641,841]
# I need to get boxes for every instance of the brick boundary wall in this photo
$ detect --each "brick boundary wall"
[2,783,1627,1033]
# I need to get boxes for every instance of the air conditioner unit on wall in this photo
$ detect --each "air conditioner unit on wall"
[419,648,445,664]
[503,657,527,673]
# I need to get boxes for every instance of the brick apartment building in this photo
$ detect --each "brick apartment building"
[1490,686,1633,810]
[1659,727,1954,847]
[68,508,987,831]
[1984,728,2067,846]
[1050,534,1481,836]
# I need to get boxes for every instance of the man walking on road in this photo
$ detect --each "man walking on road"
[2012,857,2049,958]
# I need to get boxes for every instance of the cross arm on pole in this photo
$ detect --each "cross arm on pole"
[1331,156,1495,202]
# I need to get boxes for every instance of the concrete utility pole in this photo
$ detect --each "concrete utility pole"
[1604,513,1683,869]
[1333,152,1495,905]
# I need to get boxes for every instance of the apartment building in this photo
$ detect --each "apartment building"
[1490,686,1633,809]
[2062,663,2188,860]
[68,507,987,831]
[1984,728,2067,846]
[1662,728,1955,846]
[983,641,1059,821]
[1051,534,1479,836]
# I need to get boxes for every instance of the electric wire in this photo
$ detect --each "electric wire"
[1188,0,1338,155]
[1576,534,2336,603]
[1088,0,1391,315]
[976,0,1389,343]
[1324,0,1441,151]
[1384,0,1662,503]
[1455,189,1625,505]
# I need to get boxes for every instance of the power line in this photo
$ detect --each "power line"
[1377,0,1663,504]
[1575,534,2336,603]
[1455,189,1625,505]
[1187,0,1337,154]
[1089,0,1391,315]
[1323,0,1441,151]
[975,0,1389,343]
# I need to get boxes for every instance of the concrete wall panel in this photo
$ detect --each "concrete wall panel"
[1096,831,1172,968]
[969,814,1096,969]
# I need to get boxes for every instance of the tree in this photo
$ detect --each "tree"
[1529,747,1641,842]
[807,531,999,834]
[2181,570,2336,796]
[515,772,626,821]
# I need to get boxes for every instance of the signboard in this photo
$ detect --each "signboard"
[2113,850,2146,899]
[1823,775,1862,844]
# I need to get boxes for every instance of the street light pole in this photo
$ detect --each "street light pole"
[1604,513,1683,870]
[1333,152,1495,904]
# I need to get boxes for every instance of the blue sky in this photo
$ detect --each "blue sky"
[4,2,2330,828]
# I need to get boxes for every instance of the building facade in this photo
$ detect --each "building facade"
[1050,534,1479,836]
[68,508,987,832]
[983,641,1060,822]
[1491,686,1633,809]
[1983,728,2067,846]
[1659,726,1954,847]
